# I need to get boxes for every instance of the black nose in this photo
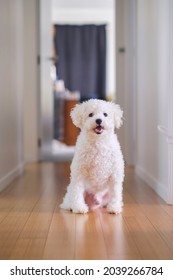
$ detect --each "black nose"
[96,119,102,125]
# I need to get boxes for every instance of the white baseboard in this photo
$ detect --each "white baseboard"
[135,165,168,203]
[0,163,24,192]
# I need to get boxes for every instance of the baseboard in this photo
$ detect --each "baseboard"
[0,163,24,192]
[135,165,167,203]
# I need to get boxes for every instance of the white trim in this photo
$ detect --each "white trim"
[167,0,173,204]
[156,0,173,205]
[157,126,173,203]
[116,0,137,165]
[125,0,137,165]
[167,141,173,204]
[135,165,168,203]
[0,163,24,192]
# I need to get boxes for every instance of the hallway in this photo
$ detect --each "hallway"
[0,0,173,263]
[0,163,173,260]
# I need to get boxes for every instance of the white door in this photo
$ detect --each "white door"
[38,0,53,160]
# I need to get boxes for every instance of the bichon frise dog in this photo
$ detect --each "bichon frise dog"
[60,99,124,214]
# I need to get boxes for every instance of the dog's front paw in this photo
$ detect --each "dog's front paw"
[60,201,71,211]
[72,204,89,214]
[107,203,123,214]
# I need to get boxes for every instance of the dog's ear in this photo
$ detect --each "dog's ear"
[70,103,83,128]
[111,103,123,129]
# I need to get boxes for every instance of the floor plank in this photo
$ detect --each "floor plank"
[75,211,107,259]
[125,216,173,259]
[9,238,46,260]
[99,211,141,259]
[43,207,76,260]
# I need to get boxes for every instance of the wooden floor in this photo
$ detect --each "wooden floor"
[0,162,173,260]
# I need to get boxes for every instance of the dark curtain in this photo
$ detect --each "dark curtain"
[54,24,106,101]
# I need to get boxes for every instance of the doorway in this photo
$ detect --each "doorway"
[39,0,116,161]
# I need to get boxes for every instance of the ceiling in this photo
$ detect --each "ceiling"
[52,0,114,10]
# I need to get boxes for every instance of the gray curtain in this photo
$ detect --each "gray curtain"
[54,24,106,101]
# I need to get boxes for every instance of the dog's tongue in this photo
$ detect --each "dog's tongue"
[94,126,103,134]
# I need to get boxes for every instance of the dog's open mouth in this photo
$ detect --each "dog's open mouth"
[94,125,104,134]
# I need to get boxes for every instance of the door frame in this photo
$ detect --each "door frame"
[116,0,137,166]
[157,0,173,204]
[37,0,54,161]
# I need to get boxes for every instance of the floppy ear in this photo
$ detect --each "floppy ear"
[111,103,123,129]
[70,103,83,128]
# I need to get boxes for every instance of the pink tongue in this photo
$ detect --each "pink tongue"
[95,126,102,133]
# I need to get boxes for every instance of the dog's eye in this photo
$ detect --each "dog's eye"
[103,113,108,117]
[89,113,94,117]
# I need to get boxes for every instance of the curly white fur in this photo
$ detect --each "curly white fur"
[60,99,124,214]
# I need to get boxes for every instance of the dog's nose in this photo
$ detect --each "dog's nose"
[96,119,102,125]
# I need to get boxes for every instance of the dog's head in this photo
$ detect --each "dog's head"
[71,99,123,135]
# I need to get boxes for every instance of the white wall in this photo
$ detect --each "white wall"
[0,0,24,191]
[116,0,172,203]
[136,0,171,203]
[51,0,115,99]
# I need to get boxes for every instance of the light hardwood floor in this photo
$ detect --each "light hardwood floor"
[0,162,173,260]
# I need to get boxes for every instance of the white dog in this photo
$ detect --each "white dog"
[60,99,124,214]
